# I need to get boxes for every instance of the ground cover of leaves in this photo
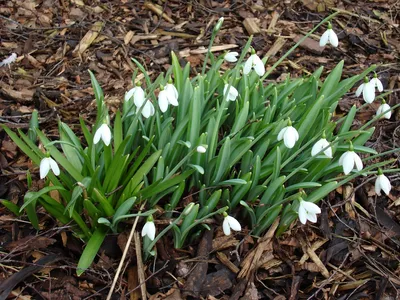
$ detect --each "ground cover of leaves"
[0,0,399,299]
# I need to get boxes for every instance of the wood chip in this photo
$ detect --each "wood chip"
[243,18,261,35]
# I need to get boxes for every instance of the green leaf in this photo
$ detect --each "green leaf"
[188,164,204,175]
[77,227,108,276]
[20,186,66,212]
[213,137,231,183]
[1,199,21,216]
[215,179,247,186]
[285,182,322,192]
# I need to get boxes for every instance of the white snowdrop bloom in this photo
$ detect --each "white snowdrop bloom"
[338,149,363,175]
[224,51,239,63]
[311,138,332,158]
[243,51,265,76]
[93,123,112,146]
[124,86,145,106]
[196,145,207,153]
[319,22,339,47]
[376,102,391,119]
[40,156,60,179]
[139,100,155,118]
[298,199,321,225]
[0,53,17,67]
[141,218,156,241]
[370,73,383,92]
[277,121,299,149]
[158,84,179,113]
[375,171,391,196]
[355,77,375,104]
[223,84,239,101]
[165,83,179,106]
[222,213,241,236]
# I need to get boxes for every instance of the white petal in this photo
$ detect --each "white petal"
[375,177,382,196]
[253,55,265,76]
[166,83,178,100]
[355,84,364,97]
[353,152,363,171]
[49,158,60,176]
[158,91,169,113]
[328,29,339,47]
[134,87,145,108]
[101,124,112,146]
[342,151,355,175]
[196,146,207,153]
[227,216,241,232]
[376,79,383,92]
[141,101,154,118]
[311,140,323,156]
[93,127,102,144]
[283,126,297,148]
[243,55,253,75]
[40,158,50,179]
[307,212,318,223]
[363,82,375,103]
[298,205,307,224]
[377,104,391,119]
[141,221,155,240]
[277,127,287,141]
[167,92,179,106]
[228,86,238,101]
[319,30,330,47]
[124,87,136,102]
[224,52,238,62]
[301,201,321,214]
[222,218,231,235]
[378,174,391,196]
[324,146,333,158]
[338,152,346,166]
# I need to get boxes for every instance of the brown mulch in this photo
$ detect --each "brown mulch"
[1,0,400,299]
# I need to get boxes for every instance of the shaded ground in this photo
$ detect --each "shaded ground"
[1,0,400,299]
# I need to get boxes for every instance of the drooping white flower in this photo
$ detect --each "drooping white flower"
[243,50,265,76]
[376,102,391,119]
[311,138,332,158]
[277,120,299,149]
[338,145,363,175]
[222,213,241,236]
[298,199,321,225]
[370,73,383,92]
[355,77,375,104]
[139,100,155,118]
[0,53,17,67]
[223,84,239,101]
[319,22,339,47]
[158,83,179,113]
[224,51,239,63]
[93,123,112,146]
[40,156,60,179]
[141,216,156,241]
[196,145,207,153]
[124,85,145,106]
[165,83,179,106]
[375,170,391,196]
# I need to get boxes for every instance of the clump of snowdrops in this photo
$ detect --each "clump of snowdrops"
[2,14,398,275]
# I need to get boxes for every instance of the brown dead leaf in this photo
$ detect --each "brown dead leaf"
[72,21,104,57]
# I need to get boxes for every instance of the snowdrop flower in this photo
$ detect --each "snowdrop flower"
[93,123,112,146]
[298,198,321,224]
[375,169,391,196]
[370,73,383,92]
[376,100,391,119]
[277,119,299,149]
[224,51,239,63]
[222,212,241,236]
[0,53,17,67]
[134,96,155,119]
[196,145,207,153]
[141,216,156,241]
[223,83,238,101]
[158,83,179,113]
[214,17,224,32]
[243,48,265,76]
[319,22,339,47]
[311,133,332,158]
[124,84,145,106]
[355,77,375,104]
[338,143,363,175]
[40,155,60,179]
